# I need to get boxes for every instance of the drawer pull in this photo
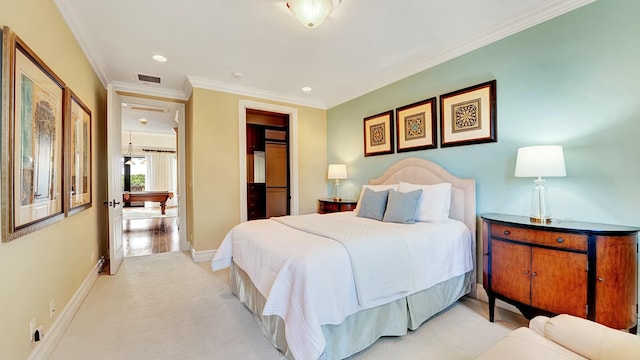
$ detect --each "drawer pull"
[556,237,564,243]
[503,230,511,236]
[598,277,604,282]
[532,272,537,277]
[523,271,529,275]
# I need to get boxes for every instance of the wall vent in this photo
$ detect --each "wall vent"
[137,73,161,84]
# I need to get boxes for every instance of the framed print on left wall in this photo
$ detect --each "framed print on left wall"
[1,28,66,241]
[363,110,394,157]
[66,89,92,216]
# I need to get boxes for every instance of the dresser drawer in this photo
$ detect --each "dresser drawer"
[491,224,587,251]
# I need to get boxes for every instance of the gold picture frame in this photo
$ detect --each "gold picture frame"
[440,80,497,147]
[1,27,66,241]
[363,110,394,157]
[395,97,437,152]
[65,89,92,215]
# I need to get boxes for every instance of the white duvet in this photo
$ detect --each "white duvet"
[211,212,472,360]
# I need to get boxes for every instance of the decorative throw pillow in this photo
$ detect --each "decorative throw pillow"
[356,188,389,221]
[382,189,423,224]
[354,184,398,214]
[398,182,452,222]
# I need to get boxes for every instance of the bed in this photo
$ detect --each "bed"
[211,157,476,359]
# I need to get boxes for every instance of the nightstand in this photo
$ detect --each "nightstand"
[481,213,638,333]
[318,198,357,214]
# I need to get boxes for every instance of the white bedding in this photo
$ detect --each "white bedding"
[211,212,472,360]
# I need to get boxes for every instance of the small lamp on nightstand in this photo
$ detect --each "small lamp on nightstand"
[328,164,347,201]
[515,145,566,224]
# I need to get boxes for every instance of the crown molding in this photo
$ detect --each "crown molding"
[111,81,189,101]
[187,76,327,110]
[324,0,596,108]
[53,0,109,88]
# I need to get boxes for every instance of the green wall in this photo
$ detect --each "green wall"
[327,0,639,228]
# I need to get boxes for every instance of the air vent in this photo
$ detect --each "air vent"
[137,73,161,84]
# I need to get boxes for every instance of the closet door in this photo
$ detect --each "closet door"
[265,141,288,217]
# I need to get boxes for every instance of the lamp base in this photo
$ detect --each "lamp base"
[332,197,342,202]
[530,216,552,224]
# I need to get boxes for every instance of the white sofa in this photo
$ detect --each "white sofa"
[476,314,640,360]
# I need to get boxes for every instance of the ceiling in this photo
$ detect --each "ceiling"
[55,0,593,117]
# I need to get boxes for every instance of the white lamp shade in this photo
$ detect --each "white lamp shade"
[328,164,347,179]
[287,0,334,28]
[515,145,566,178]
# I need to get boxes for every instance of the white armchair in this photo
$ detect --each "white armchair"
[477,314,640,360]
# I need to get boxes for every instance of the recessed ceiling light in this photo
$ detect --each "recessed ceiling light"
[152,54,168,63]
[302,86,312,92]
[232,72,243,78]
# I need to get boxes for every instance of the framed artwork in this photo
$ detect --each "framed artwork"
[1,28,66,241]
[440,80,497,147]
[363,110,394,157]
[395,97,437,152]
[66,89,92,215]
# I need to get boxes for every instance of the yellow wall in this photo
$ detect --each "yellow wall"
[188,88,327,251]
[0,0,107,359]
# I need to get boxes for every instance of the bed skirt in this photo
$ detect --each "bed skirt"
[230,262,473,360]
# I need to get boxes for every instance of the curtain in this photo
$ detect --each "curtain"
[145,152,178,207]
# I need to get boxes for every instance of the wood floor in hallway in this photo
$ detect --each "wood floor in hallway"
[122,217,179,257]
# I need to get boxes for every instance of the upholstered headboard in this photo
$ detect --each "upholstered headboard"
[369,157,477,289]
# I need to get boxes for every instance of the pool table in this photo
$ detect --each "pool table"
[123,191,174,214]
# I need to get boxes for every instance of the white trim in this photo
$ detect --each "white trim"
[53,0,109,88]
[191,247,216,263]
[238,100,299,223]
[111,81,188,101]
[27,261,101,360]
[189,76,325,110]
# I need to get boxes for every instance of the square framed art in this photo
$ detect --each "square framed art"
[395,97,436,152]
[440,80,497,147]
[363,110,394,157]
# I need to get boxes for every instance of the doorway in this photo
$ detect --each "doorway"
[238,100,299,222]
[246,109,290,220]
[115,93,187,258]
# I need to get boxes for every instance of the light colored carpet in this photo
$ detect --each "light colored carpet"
[122,207,178,220]
[50,252,527,360]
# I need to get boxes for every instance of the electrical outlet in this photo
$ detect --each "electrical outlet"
[29,318,36,341]
[49,299,56,319]
[35,325,44,342]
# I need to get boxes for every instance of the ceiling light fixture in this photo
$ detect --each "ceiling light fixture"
[152,54,168,63]
[287,0,340,28]
[125,131,134,165]
[139,117,148,125]
[301,86,312,92]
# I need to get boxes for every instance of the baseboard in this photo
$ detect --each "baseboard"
[191,246,215,263]
[27,261,101,360]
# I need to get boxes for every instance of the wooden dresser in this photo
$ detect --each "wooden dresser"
[481,213,638,333]
[317,198,357,214]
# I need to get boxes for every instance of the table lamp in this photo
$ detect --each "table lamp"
[328,164,347,201]
[514,145,566,224]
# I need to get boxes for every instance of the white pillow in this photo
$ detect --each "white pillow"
[354,184,398,214]
[398,182,452,222]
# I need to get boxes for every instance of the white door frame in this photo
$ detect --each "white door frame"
[106,84,124,274]
[110,86,188,252]
[238,100,298,222]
